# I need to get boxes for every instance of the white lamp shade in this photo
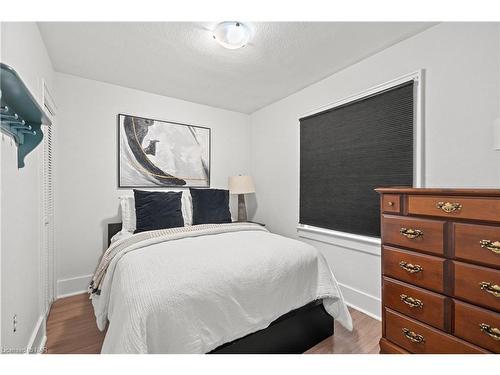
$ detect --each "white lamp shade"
[228,175,255,194]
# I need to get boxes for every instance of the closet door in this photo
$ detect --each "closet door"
[42,123,55,309]
[41,80,56,315]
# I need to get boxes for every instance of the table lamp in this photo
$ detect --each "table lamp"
[228,175,255,222]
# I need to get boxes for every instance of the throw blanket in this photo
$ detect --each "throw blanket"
[91,223,352,353]
[90,223,263,294]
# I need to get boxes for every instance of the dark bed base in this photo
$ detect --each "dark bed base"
[210,300,333,354]
[107,223,334,354]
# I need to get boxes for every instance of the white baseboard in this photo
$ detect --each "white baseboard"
[26,315,46,354]
[57,274,92,298]
[338,282,381,321]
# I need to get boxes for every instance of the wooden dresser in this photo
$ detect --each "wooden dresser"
[376,188,500,354]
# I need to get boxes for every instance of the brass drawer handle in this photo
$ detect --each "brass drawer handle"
[479,282,500,297]
[400,228,423,239]
[387,201,394,206]
[479,323,500,341]
[400,294,424,308]
[436,201,462,213]
[399,261,423,274]
[479,240,500,255]
[402,328,425,343]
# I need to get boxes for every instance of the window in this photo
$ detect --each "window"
[299,80,416,238]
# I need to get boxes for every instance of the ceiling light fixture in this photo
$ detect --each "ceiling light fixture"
[212,21,251,50]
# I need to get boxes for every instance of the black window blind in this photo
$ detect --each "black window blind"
[299,81,414,237]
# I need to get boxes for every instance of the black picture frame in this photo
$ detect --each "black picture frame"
[117,113,211,188]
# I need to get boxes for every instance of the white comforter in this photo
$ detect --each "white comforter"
[92,224,352,353]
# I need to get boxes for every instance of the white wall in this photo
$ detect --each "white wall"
[250,23,500,318]
[54,73,252,296]
[0,22,54,351]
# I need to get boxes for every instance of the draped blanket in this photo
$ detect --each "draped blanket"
[90,222,265,294]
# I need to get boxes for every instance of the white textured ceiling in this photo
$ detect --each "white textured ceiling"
[38,22,435,113]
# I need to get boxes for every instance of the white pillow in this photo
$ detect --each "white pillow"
[119,190,193,233]
[110,230,134,244]
[119,196,136,233]
[180,190,193,226]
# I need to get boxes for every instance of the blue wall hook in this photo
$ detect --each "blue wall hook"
[0,63,51,168]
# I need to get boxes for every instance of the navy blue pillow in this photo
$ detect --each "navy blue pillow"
[190,188,232,225]
[133,190,184,233]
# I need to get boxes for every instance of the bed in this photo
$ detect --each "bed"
[106,224,338,354]
[90,221,352,354]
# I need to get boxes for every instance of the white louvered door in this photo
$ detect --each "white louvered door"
[41,80,56,315]
[42,122,55,312]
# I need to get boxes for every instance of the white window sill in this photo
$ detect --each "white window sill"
[296,224,381,256]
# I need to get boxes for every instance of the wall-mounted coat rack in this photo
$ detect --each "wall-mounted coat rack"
[0,63,52,168]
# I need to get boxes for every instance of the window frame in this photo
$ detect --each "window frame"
[296,70,424,245]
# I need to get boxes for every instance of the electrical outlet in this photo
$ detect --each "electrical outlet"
[12,314,17,333]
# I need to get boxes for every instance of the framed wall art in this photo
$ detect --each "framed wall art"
[118,114,210,188]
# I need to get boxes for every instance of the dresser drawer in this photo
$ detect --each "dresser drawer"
[454,300,500,353]
[454,223,500,269]
[385,308,487,353]
[408,195,500,222]
[383,277,448,330]
[379,338,409,354]
[453,261,500,312]
[381,215,445,255]
[383,246,446,293]
[381,194,401,214]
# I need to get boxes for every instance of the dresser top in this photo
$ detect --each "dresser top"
[375,187,500,197]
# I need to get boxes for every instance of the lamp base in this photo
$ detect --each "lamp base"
[237,194,247,222]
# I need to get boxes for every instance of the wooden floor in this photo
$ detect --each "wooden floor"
[46,294,381,354]
[46,294,106,354]
[304,308,381,354]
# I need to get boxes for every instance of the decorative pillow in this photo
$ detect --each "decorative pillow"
[133,190,184,233]
[119,191,193,233]
[190,188,232,225]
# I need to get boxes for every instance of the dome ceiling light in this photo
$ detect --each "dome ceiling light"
[212,22,251,50]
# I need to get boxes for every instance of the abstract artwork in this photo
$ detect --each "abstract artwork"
[118,114,210,187]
